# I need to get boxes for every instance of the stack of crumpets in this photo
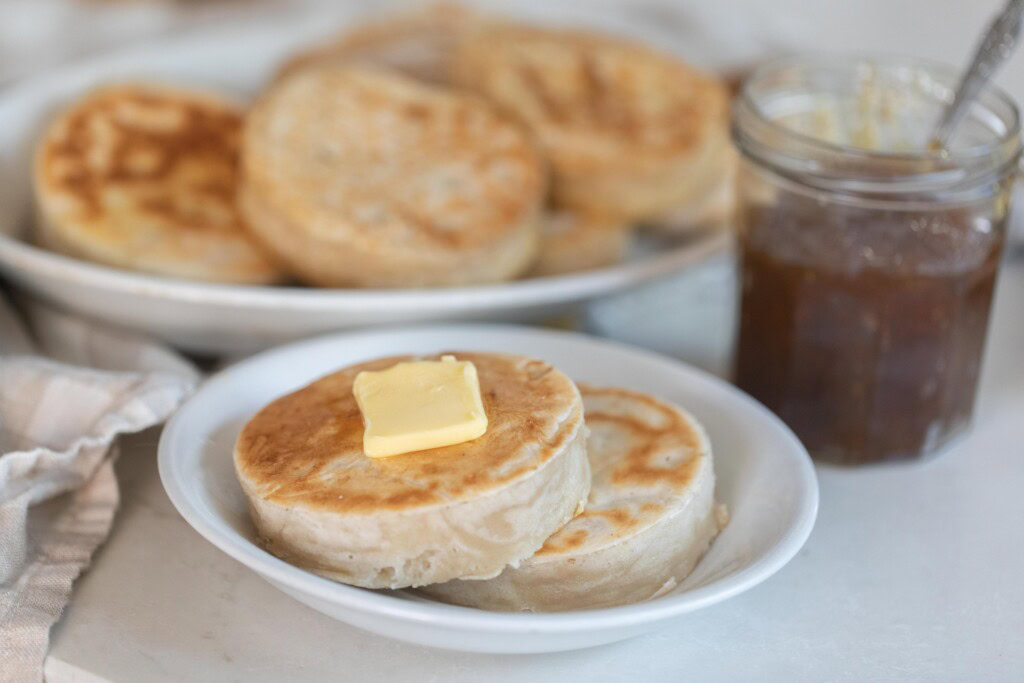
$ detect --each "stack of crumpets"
[234,351,726,611]
[235,353,591,588]
[32,5,734,286]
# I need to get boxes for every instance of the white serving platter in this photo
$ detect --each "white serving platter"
[0,4,731,355]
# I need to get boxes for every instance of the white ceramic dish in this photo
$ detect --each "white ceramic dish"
[0,6,729,356]
[158,325,818,654]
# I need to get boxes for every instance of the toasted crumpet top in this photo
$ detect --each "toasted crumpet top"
[533,385,708,559]
[451,24,729,172]
[234,353,583,515]
[33,84,281,283]
[242,65,546,255]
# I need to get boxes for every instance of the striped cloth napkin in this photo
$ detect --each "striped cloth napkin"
[0,293,198,682]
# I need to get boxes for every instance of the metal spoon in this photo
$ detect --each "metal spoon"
[931,0,1024,151]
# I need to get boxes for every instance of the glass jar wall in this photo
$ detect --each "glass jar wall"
[731,56,1021,464]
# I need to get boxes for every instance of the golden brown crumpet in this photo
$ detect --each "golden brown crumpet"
[234,353,590,589]
[648,143,737,234]
[33,85,284,284]
[531,211,632,276]
[451,24,731,223]
[240,65,546,288]
[275,2,480,85]
[421,385,726,611]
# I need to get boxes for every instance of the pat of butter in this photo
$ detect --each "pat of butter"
[352,355,488,458]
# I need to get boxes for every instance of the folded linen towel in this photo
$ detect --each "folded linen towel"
[0,294,197,683]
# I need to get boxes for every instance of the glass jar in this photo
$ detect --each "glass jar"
[731,56,1021,465]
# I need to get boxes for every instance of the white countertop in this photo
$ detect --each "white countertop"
[45,260,1024,682]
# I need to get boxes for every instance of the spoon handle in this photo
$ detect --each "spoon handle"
[932,0,1024,148]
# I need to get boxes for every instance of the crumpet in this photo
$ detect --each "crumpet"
[648,145,737,234]
[240,65,546,288]
[33,84,283,284]
[234,353,590,589]
[422,385,726,610]
[531,211,632,276]
[451,24,731,223]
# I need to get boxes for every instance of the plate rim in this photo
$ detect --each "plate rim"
[0,229,729,310]
[158,323,819,633]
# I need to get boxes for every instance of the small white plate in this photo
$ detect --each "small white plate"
[0,6,728,356]
[158,325,818,654]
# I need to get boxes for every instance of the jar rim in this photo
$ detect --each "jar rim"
[733,54,1022,197]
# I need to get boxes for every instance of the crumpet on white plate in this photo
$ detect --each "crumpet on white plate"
[422,384,726,611]
[234,352,590,589]
[240,65,546,288]
[34,84,284,284]
[451,23,731,224]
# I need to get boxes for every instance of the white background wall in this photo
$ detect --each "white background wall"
[625,0,1020,100]
[1,0,1019,99]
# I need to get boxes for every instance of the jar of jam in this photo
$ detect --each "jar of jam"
[731,56,1021,464]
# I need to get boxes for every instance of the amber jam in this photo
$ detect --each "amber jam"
[736,199,1005,463]
[731,57,1020,464]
